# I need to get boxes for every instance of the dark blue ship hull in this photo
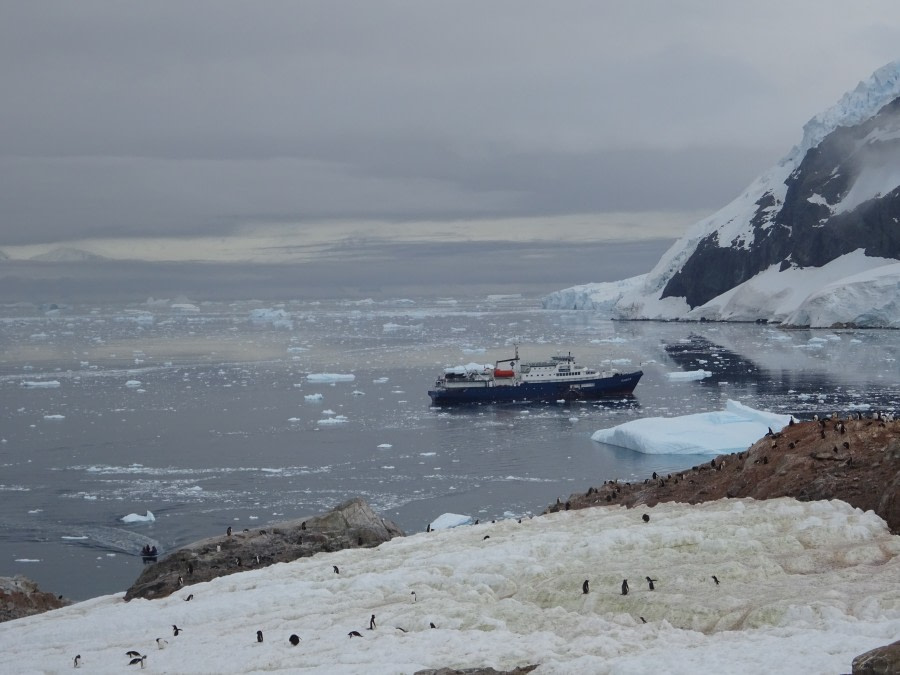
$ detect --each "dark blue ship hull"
[428,370,642,405]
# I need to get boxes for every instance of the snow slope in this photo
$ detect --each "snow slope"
[0,498,898,674]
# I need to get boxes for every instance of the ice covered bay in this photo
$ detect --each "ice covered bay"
[0,296,897,601]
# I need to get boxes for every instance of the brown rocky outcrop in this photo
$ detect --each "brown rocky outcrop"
[0,576,70,623]
[124,497,404,601]
[547,418,900,534]
[852,639,900,674]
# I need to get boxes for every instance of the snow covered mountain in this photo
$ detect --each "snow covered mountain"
[544,61,900,328]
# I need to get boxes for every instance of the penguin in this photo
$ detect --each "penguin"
[429,622,436,629]
[640,617,647,624]
[126,651,141,658]
[369,614,376,630]
[128,655,146,668]
[187,563,194,576]
[642,513,650,523]
[395,626,409,633]
[301,521,307,530]
[74,654,82,668]
[483,535,490,540]
[156,638,168,650]
[621,579,629,595]
[173,624,184,636]
[257,630,264,643]
[184,594,193,601]
[426,523,431,532]
[289,634,300,646]
[652,471,658,480]
[177,576,184,587]
[646,577,656,591]
[348,631,362,638]
[410,591,417,602]
[582,579,589,594]
[226,526,232,537]
[712,575,720,585]
[333,565,340,575]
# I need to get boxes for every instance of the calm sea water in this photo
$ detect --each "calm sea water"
[1,243,898,601]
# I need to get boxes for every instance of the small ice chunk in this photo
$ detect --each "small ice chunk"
[429,513,474,530]
[22,380,61,388]
[307,373,355,382]
[304,393,324,401]
[120,510,155,523]
[667,370,712,381]
[317,415,348,425]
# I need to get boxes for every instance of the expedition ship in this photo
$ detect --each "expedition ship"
[427,347,642,405]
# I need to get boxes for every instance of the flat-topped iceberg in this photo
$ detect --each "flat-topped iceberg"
[592,400,794,455]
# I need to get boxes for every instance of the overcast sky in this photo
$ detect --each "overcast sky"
[2,2,899,253]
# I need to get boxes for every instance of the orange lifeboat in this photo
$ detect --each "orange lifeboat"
[493,368,515,378]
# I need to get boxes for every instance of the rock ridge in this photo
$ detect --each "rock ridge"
[124,497,404,601]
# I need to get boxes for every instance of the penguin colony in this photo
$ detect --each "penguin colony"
[67,412,898,670]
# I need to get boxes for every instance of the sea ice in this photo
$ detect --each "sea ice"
[120,511,155,523]
[429,513,474,529]
[304,393,324,401]
[592,400,794,455]
[667,369,712,381]
[317,415,348,425]
[22,380,61,388]
[307,373,355,382]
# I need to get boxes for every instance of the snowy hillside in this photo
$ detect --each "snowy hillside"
[0,498,898,674]
[544,60,900,327]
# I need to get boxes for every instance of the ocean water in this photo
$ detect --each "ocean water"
[1,245,898,601]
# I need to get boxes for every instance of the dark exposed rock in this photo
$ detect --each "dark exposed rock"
[0,575,70,623]
[852,639,900,674]
[124,497,404,601]
[546,418,900,534]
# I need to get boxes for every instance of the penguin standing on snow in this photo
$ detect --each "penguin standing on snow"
[289,634,300,646]
[368,614,376,630]
[646,577,657,591]
[73,655,81,668]
[582,579,589,594]
[621,579,629,596]
[256,630,264,643]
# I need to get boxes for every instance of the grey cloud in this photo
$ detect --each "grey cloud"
[1,2,899,245]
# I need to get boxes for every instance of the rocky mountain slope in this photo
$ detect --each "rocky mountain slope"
[544,61,900,327]
[548,416,900,534]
